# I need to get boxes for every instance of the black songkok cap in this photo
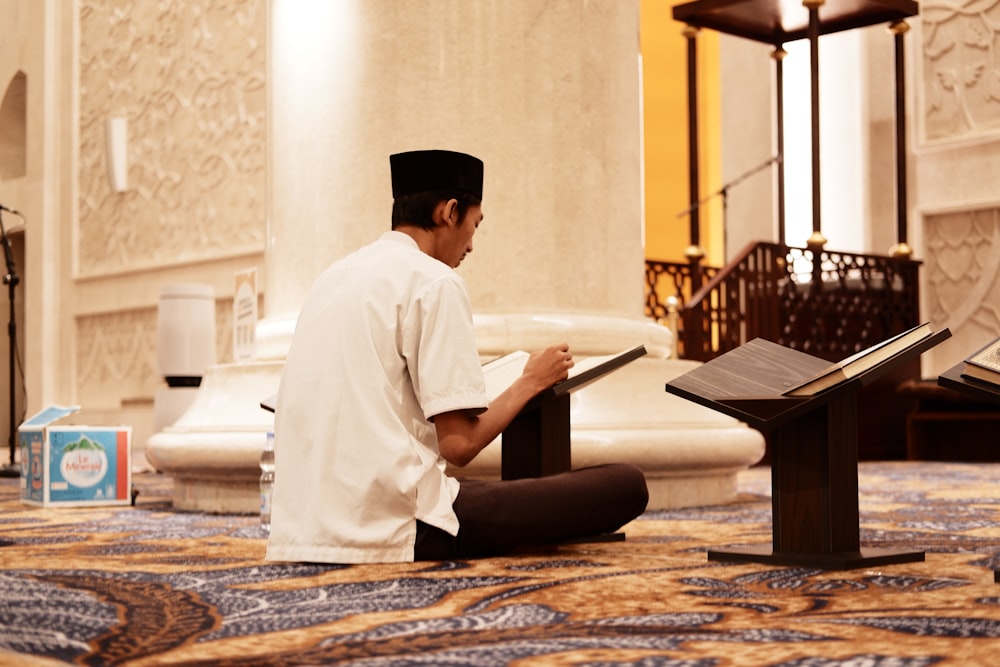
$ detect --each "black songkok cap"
[390,150,484,199]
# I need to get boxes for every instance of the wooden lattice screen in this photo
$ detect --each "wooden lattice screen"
[645,241,921,364]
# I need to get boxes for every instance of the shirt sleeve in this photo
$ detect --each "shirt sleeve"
[405,274,489,420]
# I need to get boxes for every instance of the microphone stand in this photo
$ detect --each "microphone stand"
[675,154,782,231]
[674,155,782,263]
[0,210,20,478]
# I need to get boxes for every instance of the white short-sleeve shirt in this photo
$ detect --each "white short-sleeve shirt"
[265,231,489,564]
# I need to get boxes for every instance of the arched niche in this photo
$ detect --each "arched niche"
[0,70,27,180]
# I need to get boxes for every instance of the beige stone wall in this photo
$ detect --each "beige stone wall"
[920,204,1000,370]
[266,0,645,324]
[0,0,267,457]
[73,0,267,408]
[2,0,997,439]
[917,3,1000,144]
[0,2,58,453]
[78,0,266,277]
[913,2,1000,372]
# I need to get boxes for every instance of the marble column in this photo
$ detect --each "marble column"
[259,0,654,353]
[147,0,763,513]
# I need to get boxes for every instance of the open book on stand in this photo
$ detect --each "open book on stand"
[781,322,935,396]
[960,336,1000,387]
[666,323,950,428]
[483,344,647,403]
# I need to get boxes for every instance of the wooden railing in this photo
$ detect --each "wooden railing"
[645,241,921,363]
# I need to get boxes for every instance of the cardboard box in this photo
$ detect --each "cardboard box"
[19,405,132,507]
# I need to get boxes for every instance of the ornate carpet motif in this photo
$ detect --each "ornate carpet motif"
[1,462,999,665]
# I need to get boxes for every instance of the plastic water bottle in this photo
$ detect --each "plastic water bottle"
[259,431,275,532]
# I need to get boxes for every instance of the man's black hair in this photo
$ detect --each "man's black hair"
[391,191,481,231]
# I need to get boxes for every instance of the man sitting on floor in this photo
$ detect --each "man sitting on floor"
[265,149,648,564]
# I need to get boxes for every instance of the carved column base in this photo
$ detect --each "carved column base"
[145,360,281,513]
[146,314,765,514]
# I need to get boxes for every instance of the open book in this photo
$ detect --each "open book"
[961,336,1000,387]
[782,322,935,396]
[259,344,647,414]
[483,344,647,402]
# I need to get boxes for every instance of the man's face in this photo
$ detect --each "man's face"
[442,203,483,268]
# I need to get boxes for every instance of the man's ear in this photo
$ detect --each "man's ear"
[439,198,460,226]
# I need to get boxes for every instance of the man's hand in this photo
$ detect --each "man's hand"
[435,342,575,468]
[520,343,575,395]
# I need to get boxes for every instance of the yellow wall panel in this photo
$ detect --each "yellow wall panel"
[641,1,721,266]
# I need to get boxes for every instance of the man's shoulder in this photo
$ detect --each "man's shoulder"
[369,234,457,278]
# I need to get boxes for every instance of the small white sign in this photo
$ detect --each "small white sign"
[233,268,258,362]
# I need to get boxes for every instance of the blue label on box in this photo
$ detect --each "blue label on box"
[48,430,125,502]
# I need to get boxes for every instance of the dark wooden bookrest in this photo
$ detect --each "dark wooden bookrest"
[666,328,950,570]
[500,345,646,480]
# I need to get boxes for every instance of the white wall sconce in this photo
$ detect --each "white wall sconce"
[106,116,128,193]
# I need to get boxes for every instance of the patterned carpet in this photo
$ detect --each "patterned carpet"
[1,462,1000,666]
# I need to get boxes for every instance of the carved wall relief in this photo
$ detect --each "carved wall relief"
[72,1,265,409]
[77,300,234,408]
[922,205,1000,366]
[920,1,1000,144]
[78,0,266,278]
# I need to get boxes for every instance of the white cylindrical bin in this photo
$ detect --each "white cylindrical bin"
[156,283,217,383]
[152,284,217,445]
